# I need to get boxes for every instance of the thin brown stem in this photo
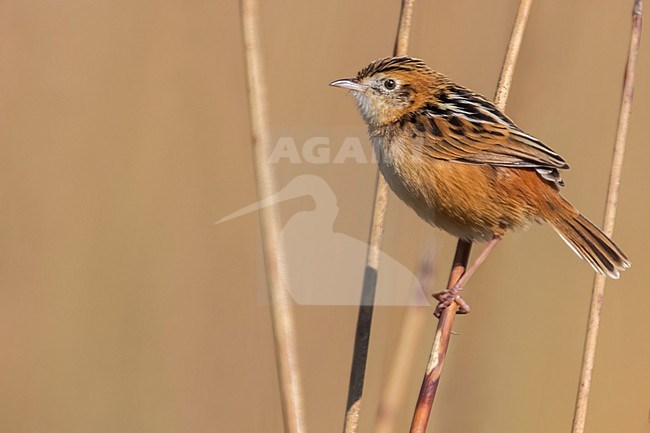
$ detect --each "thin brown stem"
[494,0,533,109]
[240,1,306,432]
[342,1,416,433]
[373,248,437,433]
[571,2,642,432]
[409,241,470,433]
[409,1,533,432]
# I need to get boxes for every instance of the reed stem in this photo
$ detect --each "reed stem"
[373,248,437,433]
[571,2,642,432]
[342,2,416,433]
[240,1,307,432]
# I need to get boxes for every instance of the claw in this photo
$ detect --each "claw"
[433,287,471,318]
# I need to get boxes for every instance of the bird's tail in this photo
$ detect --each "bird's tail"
[543,197,630,279]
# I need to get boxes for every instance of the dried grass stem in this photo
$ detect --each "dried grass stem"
[240,1,307,432]
[571,2,642,432]
[342,1,416,433]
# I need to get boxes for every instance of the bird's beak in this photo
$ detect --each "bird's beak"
[329,78,368,92]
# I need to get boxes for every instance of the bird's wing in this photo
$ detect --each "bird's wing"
[403,87,568,186]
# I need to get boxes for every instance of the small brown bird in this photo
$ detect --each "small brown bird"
[331,56,629,314]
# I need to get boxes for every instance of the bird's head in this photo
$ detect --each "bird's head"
[330,56,442,126]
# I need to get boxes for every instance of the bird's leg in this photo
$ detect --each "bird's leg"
[433,234,502,317]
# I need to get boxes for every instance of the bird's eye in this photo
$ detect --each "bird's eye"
[384,79,396,90]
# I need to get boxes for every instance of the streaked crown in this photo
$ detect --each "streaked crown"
[356,56,432,80]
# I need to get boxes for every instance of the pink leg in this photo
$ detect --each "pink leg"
[434,234,502,317]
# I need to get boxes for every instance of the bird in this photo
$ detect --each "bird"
[330,56,630,315]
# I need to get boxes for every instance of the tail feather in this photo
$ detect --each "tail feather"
[545,199,630,279]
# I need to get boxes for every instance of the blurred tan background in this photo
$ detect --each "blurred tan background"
[0,1,648,432]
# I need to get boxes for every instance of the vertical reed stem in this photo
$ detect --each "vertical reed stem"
[240,1,307,432]
[409,241,471,433]
[374,248,437,433]
[342,2,416,433]
[571,2,642,432]
[409,1,533,432]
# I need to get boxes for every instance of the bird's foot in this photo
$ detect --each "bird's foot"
[433,285,470,318]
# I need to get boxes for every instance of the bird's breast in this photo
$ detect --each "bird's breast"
[371,129,537,241]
